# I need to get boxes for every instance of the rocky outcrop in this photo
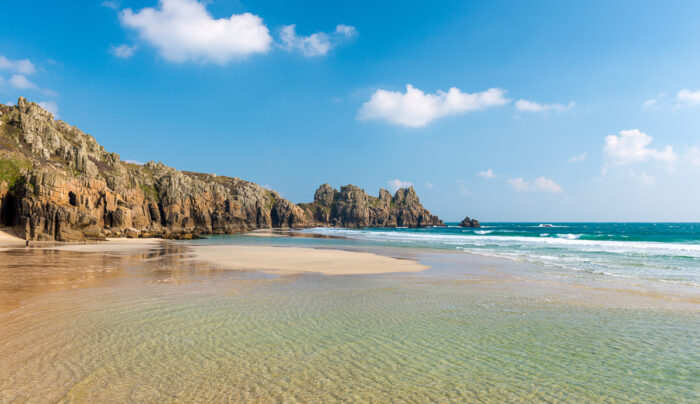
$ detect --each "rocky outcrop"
[459,216,480,227]
[0,98,443,241]
[300,184,443,228]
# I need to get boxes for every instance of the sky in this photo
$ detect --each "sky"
[1,0,700,221]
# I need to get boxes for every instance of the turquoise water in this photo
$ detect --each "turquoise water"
[297,223,700,285]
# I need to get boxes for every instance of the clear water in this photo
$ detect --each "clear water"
[299,223,700,285]
[1,238,698,402]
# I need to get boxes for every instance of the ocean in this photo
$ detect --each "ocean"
[300,223,700,285]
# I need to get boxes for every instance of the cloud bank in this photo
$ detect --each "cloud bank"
[358,85,510,127]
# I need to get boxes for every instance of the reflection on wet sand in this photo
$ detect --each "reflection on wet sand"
[0,242,273,314]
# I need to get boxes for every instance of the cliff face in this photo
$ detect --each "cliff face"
[0,98,442,241]
[300,183,444,228]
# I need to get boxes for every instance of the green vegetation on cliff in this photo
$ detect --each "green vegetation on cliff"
[0,154,32,191]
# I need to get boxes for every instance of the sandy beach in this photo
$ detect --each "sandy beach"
[190,244,429,275]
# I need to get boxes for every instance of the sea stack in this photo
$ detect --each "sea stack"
[459,216,480,227]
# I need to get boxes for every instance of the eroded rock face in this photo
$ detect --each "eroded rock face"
[301,184,444,228]
[0,98,444,241]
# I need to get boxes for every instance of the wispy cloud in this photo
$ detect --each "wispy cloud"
[515,99,574,113]
[643,92,666,108]
[476,169,496,178]
[101,0,119,9]
[0,55,36,75]
[507,177,563,193]
[9,74,37,89]
[569,152,587,163]
[37,100,58,116]
[111,43,138,59]
[280,24,357,57]
[358,85,510,127]
[387,179,412,192]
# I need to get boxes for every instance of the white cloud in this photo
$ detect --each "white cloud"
[508,176,563,193]
[677,89,700,106]
[388,179,412,192]
[603,129,676,165]
[119,0,273,64]
[424,182,434,189]
[569,152,587,163]
[477,169,496,178]
[261,184,273,190]
[9,74,37,89]
[38,100,58,116]
[280,24,356,57]
[687,147,700,167]
[124,159,145,165]
[358,85,510,127]
[0,55,36,75]
[111,43,138,58]
[515,99,574,113]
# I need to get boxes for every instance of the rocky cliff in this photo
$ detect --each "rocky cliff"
[0,98,443,241]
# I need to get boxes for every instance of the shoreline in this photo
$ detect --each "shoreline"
[1,229,697,309]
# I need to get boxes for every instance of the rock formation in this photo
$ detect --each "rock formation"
[300,184,443,228]
[459,216,480,228]
[0,98,443,241]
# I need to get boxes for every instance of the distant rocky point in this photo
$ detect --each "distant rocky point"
[459,216,480,228]
[0,98,445,241]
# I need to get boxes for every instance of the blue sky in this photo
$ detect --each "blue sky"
[2,0,700,221]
